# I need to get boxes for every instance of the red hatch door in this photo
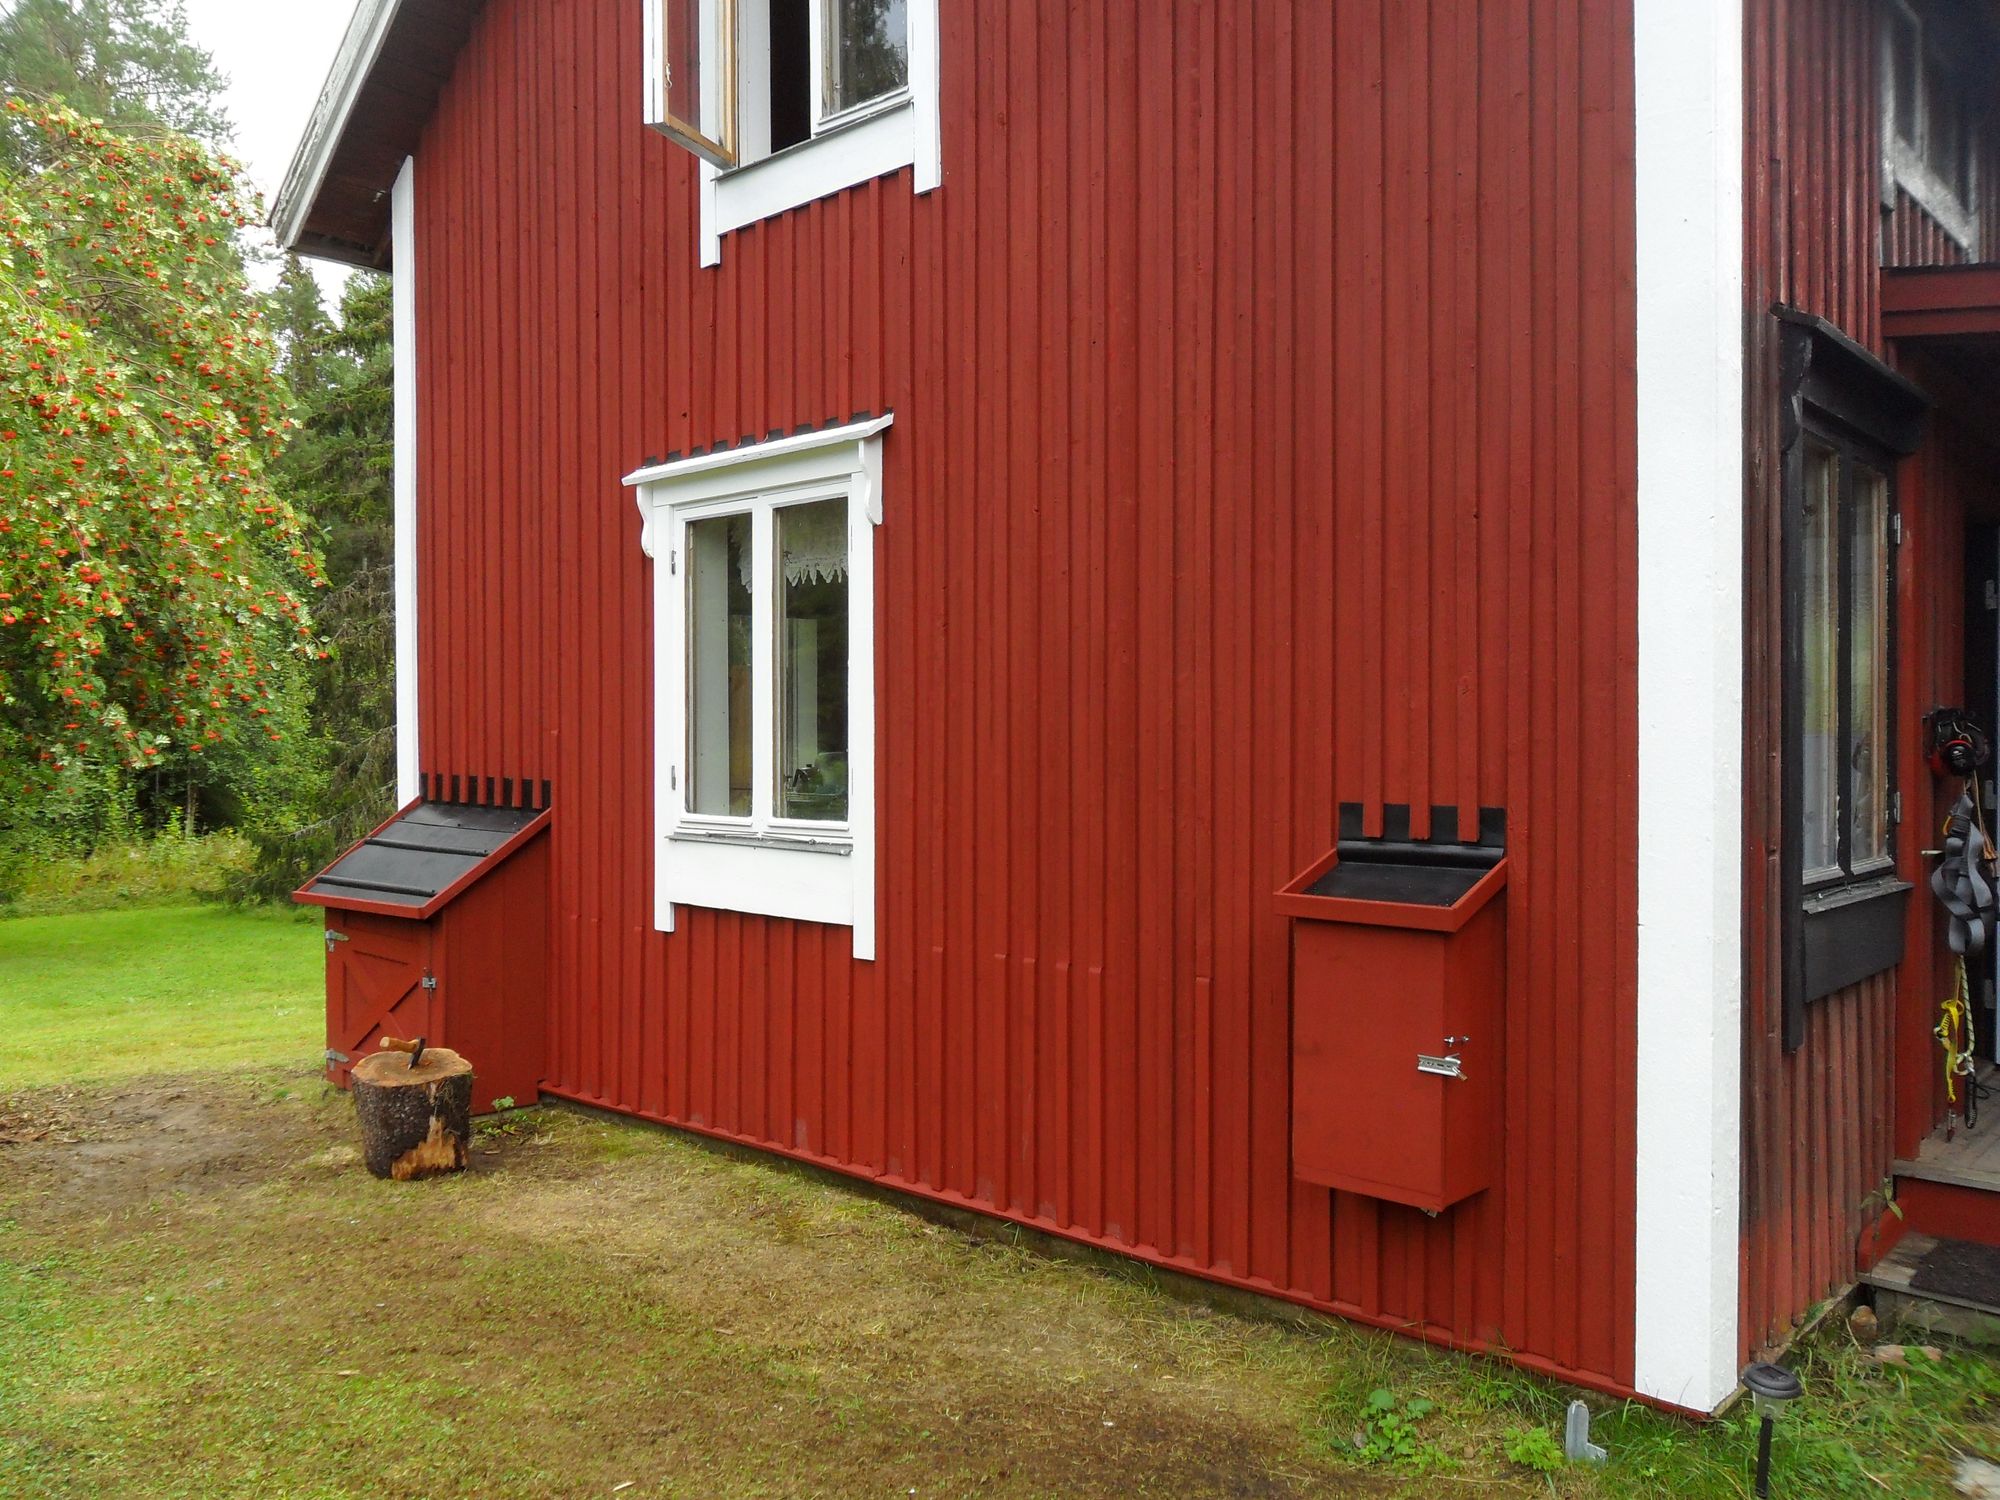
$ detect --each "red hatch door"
[324,914,435,1088]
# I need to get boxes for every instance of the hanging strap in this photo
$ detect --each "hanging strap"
[1932,787,1996,956]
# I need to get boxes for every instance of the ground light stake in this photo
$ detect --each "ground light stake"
[1742,1361,1804,1498]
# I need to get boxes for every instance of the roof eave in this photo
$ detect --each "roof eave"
[270,0,407,266]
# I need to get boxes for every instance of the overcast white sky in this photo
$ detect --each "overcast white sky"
[180,0,357,299]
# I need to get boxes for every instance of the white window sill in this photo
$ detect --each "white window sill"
[671,827,853,855]
[705,101,916,262]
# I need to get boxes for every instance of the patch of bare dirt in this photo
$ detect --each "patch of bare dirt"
[0,1088,95,1145]
[0,1071,337,1218]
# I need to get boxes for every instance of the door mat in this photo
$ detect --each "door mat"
[1909,1238,2000,1308]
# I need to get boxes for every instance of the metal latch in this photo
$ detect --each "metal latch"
[1417,1053,1465,1079]
[421,970,438,991]
[325,929,349,953]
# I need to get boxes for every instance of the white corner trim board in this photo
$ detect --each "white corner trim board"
[626,416,891,960]
[391,156,421,808]
[1633,0,1746,1413]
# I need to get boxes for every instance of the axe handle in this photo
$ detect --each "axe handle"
[378,1036,428,1068]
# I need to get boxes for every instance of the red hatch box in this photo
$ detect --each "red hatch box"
[1278,805,1507,1215]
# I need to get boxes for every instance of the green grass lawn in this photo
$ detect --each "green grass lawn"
[1,906,1998,1497]
[0,905,321,1087]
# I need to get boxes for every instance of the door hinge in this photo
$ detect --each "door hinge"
[421,970,439,991]
[325,929,348,953]
[1892,513,1905,546]
[325,1048,351,1065]
[1985,578,1997,612]
[669,548,678,575]
[1892,790,1904,826]
[670,765,678,791]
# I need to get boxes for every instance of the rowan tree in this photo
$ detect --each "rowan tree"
[0,97,323,807]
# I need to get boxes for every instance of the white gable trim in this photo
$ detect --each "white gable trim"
[1633,0,1746,1413]
[272,0,404,253]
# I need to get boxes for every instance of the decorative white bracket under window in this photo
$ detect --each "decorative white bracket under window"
[643,0,942,267]
[626,415,890,960]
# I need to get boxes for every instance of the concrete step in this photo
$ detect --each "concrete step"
[1863,1233,2000,1345]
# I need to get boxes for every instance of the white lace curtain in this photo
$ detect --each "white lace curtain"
[736,503,848,589]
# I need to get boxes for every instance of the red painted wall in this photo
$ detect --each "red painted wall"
[409,0,1641,1391]
[1740,0,2000,1358]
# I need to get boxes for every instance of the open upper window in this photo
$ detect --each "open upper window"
[626,417,889,958]
[1775,310,1929,1050]
[643,0,941,265]
[1882,0,1984,254]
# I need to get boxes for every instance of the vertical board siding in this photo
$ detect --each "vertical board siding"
[1887,188,1969,269]
[414,0,1639,1389]
[1741,0,2000,1357]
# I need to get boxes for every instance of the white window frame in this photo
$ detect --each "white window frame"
[644,0,941,267]
[626,416,888,959]
[1880,0,1981,256]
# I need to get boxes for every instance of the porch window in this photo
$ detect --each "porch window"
[1797,439,1893,887]
[627,416,889,959]
[1882,1,1981,255]
[1777,310,1929,1050]
[643,0,940,266]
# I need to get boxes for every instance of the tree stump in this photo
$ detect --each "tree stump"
[351,1045,474,1181]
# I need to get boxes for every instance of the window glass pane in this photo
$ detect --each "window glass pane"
[824,0,906,116]
[1890,13,1919,146]
[665,0,705,123]
[688,512,753,817]
[1849,464,1891,868]
[776,500,850,822]
[1801,443,1841,879]
[1926,76,1964,198]
[656,0,736,168]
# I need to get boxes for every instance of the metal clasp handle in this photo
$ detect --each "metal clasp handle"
[1417,1053,1465,1079]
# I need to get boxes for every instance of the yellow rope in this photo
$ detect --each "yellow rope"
[1939,956,1974,1107]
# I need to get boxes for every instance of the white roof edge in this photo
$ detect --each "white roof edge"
[622,414,895,488]
[270,0,405,256]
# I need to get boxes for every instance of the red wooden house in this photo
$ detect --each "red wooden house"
[277,0,2000,1413]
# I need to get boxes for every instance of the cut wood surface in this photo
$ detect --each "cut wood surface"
[351,1045,473,1180]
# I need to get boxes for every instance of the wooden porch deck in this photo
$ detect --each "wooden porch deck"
[1896,1065,2000,1192]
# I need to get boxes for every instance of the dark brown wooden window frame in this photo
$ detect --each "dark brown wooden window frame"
[1776,309,1930,1052]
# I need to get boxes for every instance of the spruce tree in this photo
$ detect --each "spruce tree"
[238,260,395,895]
